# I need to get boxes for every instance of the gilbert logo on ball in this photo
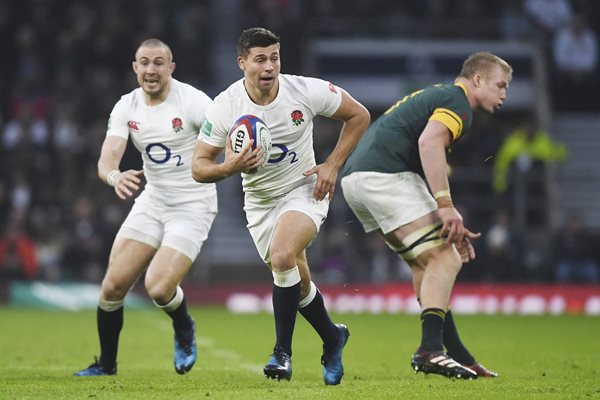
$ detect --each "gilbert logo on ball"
[229,114,272,167]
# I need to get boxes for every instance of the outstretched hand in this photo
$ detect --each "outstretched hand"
[437,206,464,244]
[304,162,338,201]
[114,169,144,200]
[437,206,482,245]
[455,230,482,263]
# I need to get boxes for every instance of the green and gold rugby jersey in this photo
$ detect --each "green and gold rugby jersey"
[342,83,472,176]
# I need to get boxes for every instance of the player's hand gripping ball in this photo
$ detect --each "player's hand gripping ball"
[229,115,272,171]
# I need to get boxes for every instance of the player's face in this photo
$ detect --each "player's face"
[238,44,281,96]
[132,46,175,98]
[475,65,510,114]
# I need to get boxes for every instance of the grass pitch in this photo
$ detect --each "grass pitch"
[1,307,599,399]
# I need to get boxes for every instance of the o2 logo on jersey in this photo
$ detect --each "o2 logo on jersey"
[145,143,183,166]
[268,144,298,165]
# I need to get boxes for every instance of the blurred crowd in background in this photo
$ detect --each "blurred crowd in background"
[1,0,599,287]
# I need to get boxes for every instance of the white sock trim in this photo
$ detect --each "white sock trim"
[154,286,184,312]
[298,281,317,308]
[99,298,125,312]
[272,266,301,288]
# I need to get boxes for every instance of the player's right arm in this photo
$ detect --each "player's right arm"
[418,120,480,245]
[191,135,264,183]
[98,135,143,200]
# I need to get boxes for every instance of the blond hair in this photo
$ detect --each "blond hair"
[459,52,512,81]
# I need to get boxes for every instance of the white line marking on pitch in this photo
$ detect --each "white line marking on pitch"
[142,312,263,371]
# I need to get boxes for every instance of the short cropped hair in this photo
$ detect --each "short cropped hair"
[136,38,173,62]
[237,27,280,58]
[458,52,513,81]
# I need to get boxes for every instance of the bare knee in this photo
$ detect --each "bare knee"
[443,248,463,274]
[101,275,131,301]
[421,246,462,276]
[144,276,176,305]
[269,248,297,272]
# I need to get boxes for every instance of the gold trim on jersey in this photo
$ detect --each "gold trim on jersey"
[454,82,468,96]
[384,89,426,115]
[429,108,463,140]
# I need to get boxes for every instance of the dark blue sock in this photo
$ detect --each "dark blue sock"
[272,282,301,356]
[298,289,338,351]
[444,309,475,364]
[166,297,193,333]
[97,306,123,370]
[419,308,445,351]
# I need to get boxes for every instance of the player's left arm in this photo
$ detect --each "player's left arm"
[304,89,370,201]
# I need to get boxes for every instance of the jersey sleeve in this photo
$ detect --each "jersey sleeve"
[106,97,130,139]
[197,99,230,148]
[428,90,469,141]
[187,89,213,131]
[304,77,343,117]
[429,108,463,141]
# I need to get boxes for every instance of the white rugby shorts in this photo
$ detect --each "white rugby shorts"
[341,171,436,234]
[244,181,330,264]
[116,189,218,261]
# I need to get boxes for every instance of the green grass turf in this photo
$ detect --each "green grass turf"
[1,307,599,399]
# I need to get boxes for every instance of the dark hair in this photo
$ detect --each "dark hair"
[237,27,280,58]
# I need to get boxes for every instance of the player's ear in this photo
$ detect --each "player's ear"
[473,73,481,88]
[169,62,176,74]
[132,61,138,74]
[237,55,245,71]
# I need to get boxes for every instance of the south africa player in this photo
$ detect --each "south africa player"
[342,51,512,379]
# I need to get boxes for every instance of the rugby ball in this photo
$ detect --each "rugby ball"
[229,114,272,167]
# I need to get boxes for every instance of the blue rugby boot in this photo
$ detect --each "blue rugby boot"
[264,346,292,381]
[321,324,350,385]
[174,319,197,374]
[74,357,116,376]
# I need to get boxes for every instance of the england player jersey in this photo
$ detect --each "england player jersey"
[107,79,214,196]
[198,74,342,202]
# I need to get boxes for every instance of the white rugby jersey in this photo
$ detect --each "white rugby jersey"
[107,79,215,195]
[199,74,342,201]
